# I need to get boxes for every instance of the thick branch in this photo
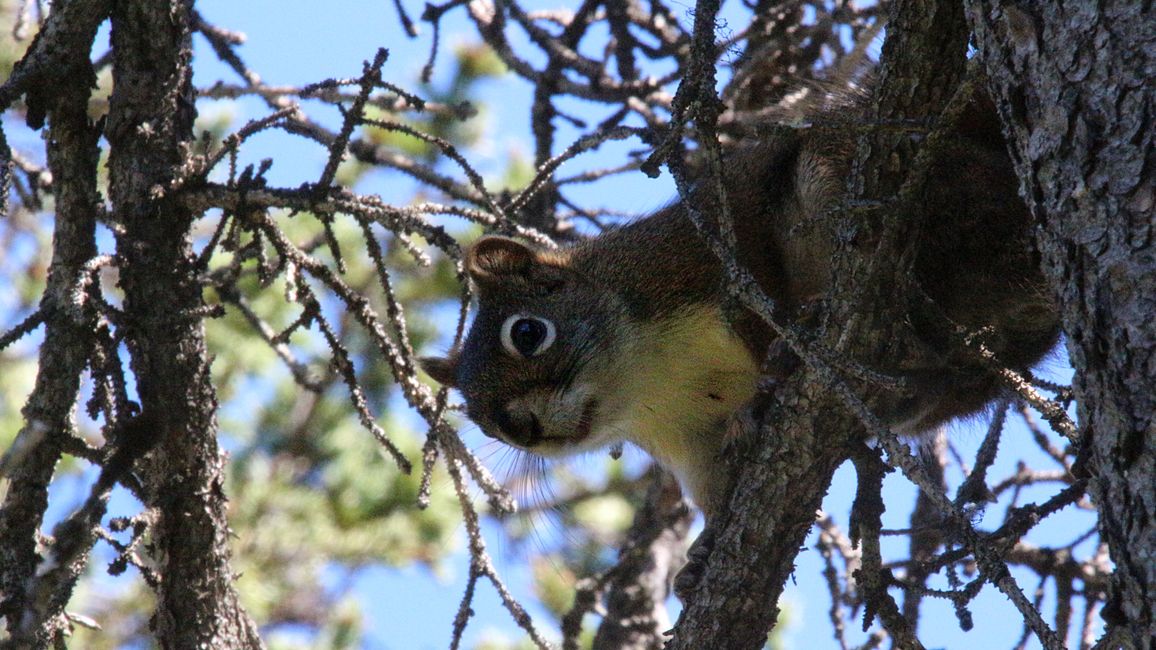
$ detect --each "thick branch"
[0,1,105,638]
[592,469,693,650]
[0,0,110,116]
[106,0,262,646]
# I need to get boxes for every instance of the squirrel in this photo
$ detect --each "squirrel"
[420,89,1060,518]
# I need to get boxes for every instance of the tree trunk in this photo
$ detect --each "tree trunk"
[106,0,263,646]
[966,1,1156,645]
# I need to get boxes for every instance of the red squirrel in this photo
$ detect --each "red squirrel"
[422,89,1060,517]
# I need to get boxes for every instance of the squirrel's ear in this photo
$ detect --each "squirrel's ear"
[420,355,458,387]
[466,236,537,282]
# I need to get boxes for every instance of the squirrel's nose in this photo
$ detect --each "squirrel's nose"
[492,407,544,447]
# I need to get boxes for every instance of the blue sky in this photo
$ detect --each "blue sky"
[14,1,1091,648]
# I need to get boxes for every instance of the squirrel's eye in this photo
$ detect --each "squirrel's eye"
[500,314,556,358]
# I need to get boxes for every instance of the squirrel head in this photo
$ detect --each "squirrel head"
[421,236,642,455]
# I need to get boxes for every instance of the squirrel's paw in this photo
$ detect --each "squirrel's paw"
[723,338,801,449]
[760,335,803,381]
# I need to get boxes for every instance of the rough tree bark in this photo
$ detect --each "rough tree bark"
[966,2,1156,646]
[105,0,262,646]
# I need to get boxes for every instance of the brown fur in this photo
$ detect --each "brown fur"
[422,91,1060,515]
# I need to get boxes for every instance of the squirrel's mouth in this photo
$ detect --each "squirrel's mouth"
[514,397,600,453]
[490,393,603,454]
